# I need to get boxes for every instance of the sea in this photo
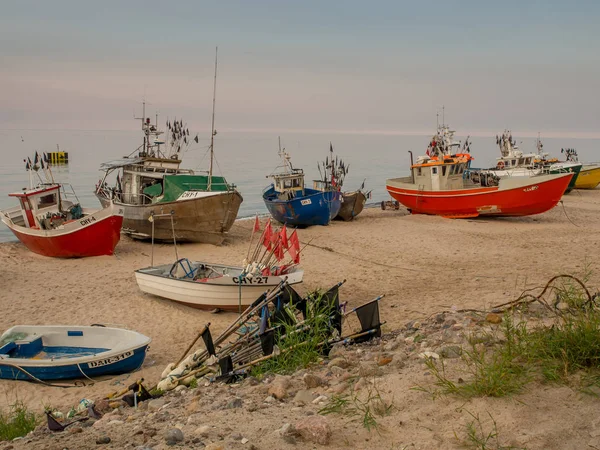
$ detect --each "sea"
[0,129,598,242]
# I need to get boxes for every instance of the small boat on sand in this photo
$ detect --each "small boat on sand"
[0,326,151,381]
[135,259,304,311]
[1,154,123,258]
[263,140,341,227]
[386,124,573,218]
[336,190,368,221]
[575,165,600,189]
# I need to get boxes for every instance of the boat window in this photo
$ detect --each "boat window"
[512,159,517,166]
[292,178,301,188]
[458,164,464,174]
[519,158,525,165]
[432,167,438,175]
[37,193,57,209]
[417,167,422,176]
[525,158,531,164]
[284,179,293,189]
[442,166,447,176]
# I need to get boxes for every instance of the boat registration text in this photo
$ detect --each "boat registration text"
[233,276,270,284]
[88,351,133,368]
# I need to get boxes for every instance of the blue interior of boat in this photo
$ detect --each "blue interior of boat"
[0,336,108,360]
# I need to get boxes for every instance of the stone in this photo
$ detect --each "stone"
[205,444,225,450]
[147,399,166,412]
[67,426,83,434]
[277,422,297,444]
[196,425,211,437]
[333,382,349,395]
[556,301,570,311]
[264,395,277,403]
[295,415,331,445]
[175,385,187,392]
[418,351,440,360]
[94,399,112,414]
[96,436,111,445]
[294,389,317,406]
[359,362,383,377]
[312,395,328,404]
[268,384,287,400]
[328,344,346,359]
[241,437,249,444]
[186,399,200,414]
[354,378,367,391]
[383,341,399,352]
[328,357,351,369]
[485,313,503,324]
[439,345,462,359]
[377,356,393,366]
[226,398,243,408]
[165,428,184,445]
[231,432,243,441]
[303,373,324,388]
[107,419,124,426]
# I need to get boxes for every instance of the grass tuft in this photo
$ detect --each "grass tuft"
[0,401,37,441]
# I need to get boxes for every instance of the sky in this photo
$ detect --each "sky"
[1,0,599,137]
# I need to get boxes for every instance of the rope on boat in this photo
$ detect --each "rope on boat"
[0,361,85,388]
[76,363,96,385]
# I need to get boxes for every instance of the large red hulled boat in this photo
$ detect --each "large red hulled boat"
[1,156,123,257]
[385,124,573,218]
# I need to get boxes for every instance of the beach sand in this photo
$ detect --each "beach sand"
[1,190,599,447]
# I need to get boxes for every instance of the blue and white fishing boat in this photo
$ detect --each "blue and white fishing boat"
[262,141,342,227]
[0,325,151,381]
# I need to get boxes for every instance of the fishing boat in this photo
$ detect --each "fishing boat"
[559,148,600,190]
[336,190,368,221]
[0,325,150,381]
[386,126,573,218]
[486,131,582,194]
[95,50,242,245]
[1,155,123,258]
[263,141,342,227]
[135,259,304,311]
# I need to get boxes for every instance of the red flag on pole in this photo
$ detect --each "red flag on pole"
[262,220,273,250]
[253,214,260,233]
[288,230,300,264]
[279,224,289,249]
[274,240,284,261]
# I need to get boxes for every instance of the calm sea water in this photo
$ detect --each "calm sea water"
[0,129,598,242]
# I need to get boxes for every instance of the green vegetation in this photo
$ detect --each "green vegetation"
[0,401,37,441]
[456,410,524,450]
[319,382,394,432]
[251,289,335,377]
[418,300,600,399]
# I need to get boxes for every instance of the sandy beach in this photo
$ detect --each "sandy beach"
[1,190,600,448]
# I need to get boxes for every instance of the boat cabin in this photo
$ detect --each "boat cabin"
[312,179,338,192]
[495,153,536,170]
[411,155,472,191]
[270,170,305,200]
[7,184,81,230]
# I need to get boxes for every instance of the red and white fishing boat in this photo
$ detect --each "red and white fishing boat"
[385,124,573,218]
[1,154,123,257]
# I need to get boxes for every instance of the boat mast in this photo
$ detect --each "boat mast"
[208,46,218,191]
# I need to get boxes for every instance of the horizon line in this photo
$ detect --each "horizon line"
[1,127,598,140]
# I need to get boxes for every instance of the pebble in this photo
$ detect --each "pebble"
[196,425,211,437]
[226,398,243,409]
[241,437,249,444]
[264,395,277,403]
[418,351,440,360]
[165,427,184,445]
[485,313,503,324]
[312,395,328,404]
[303,373,324,388]
[231,432,243,441]
[294,389,317,406]
[439,345,462,359]
[96,436,111,445]
[295,415,331,445]
[328,357,351,369]
[358,362,383,377]
[147,399,166,412]
[377,356,393,366]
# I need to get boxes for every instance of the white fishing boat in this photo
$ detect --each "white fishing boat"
[135,259,304,311]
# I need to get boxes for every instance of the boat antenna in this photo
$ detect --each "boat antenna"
[207,46,218,191]
[442,105,445,127]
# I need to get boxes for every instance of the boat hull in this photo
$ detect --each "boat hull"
[262,187,342,226]
[0,203,123,258]
[335,191,367,221]
[97,191,243,245]
[386,173,573,218]
[0,325,150,381]
[135,263,304,311]
[574,166,600,189]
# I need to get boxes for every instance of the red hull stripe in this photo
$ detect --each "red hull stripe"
[386,175,571,217]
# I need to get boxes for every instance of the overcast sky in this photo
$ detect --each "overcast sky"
[1,0,599,137]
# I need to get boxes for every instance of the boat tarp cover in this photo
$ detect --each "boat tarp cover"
[143,183,163,198]
[99,158,144,170]
[156,175,229,202]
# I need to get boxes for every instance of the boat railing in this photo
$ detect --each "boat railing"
[121,192,155,205]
